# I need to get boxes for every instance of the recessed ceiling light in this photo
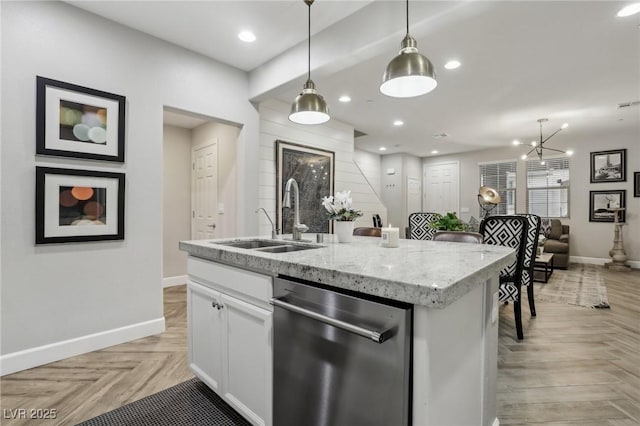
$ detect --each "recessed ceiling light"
[444,60,461,70]
[431,150,439,154]
[561,122,569,129]
[238,30,256,43]
[338,95,351,103]
[512,139,521,145]
[393,120,404,126]
[617,3,640,17]
[521,154,527,160]
[566,150,574,156]
[379,147,387,151]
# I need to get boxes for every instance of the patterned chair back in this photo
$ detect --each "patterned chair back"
[408,212,442,240]
[480,215,528,294]
[519,214,541,288]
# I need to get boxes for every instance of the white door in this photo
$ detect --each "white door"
[187,281,224,393]
[407,177,422,216]
[222,294,273,426]
[192,139,218,239]
[423,162,460,215]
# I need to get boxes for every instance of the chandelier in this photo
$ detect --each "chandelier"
[516,118,572,165]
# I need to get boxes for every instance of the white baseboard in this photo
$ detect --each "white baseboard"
[570,256,640,269]
[0,317,165,376]
[163,275,188,288]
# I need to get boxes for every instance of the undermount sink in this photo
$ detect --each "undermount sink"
[254,244,318,253]
[212,239,322,253]
[216,239,287,249]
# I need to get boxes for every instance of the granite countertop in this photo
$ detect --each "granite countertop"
[179,234,514,308]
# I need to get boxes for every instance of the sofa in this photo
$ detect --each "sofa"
[540,219,570,269]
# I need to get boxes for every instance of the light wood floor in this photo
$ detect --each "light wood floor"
[498,267,640,425]
[1,267,639,425]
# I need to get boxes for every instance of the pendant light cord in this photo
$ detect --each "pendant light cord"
[406,0,409,35]
[307,1,311,81]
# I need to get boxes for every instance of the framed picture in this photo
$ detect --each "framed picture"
[36,76,126,162]
[589,190,625,223]
[276,140,335,235]
[36,167,125,244]
[590,149,626,183]
[635,172,640,197]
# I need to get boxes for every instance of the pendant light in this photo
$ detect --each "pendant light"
[289,0,330,125]
[380,0,437,98]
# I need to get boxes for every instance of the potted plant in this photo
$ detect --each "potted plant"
[321,190,363,242]
[429,212,469,231]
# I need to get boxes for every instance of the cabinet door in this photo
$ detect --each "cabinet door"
[187,280,224,393]
[221,294,273,426]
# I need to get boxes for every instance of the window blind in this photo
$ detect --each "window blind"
[527,157,570,218]
[479,161,516,216]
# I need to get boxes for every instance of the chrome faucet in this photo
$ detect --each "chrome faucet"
[256,208,278,239]
[283,178,308,241]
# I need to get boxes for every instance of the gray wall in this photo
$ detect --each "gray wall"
[423,134,639,263]
[162,125,192,280]
[1,1,259,372]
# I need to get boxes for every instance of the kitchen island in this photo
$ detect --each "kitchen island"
[180,235,514,426]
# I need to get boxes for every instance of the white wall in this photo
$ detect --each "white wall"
[0,1,259,374]
[258,100,386,236]
[380,153,422,237]
[353,149,382,197]
[192,121,240,239]
[381,154,405,233]
[162,125,191,281]
[353,149,386,225]
[422,133,639,263]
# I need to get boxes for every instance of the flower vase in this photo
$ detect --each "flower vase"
[334,221,354,243]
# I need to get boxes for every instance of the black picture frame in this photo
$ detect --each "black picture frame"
[590,149,626,183]
[635,172,640,197]
[36,76,126,162]
[275,140,335,235]
[36,167,125,244]
[589,190,625,223]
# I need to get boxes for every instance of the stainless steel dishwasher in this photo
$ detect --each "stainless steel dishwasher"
[271,276,412,426]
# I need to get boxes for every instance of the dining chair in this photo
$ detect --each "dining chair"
[353,227,382,237]
[372,214,383,228]
[407,212,442,240]
[480,215,529,340]
[516,214,542,317]
[433,231,483,244]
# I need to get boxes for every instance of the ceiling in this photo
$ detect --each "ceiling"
[67,1,640,158]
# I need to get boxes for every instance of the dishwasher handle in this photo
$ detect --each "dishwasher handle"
[270,297,391,344]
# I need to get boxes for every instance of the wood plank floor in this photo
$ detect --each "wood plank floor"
[498,267,640,426]
[0,286,193,426]
[1,267,638,425]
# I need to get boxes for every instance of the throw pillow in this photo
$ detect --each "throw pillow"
[549,219,562,240]
[540,218,552,238]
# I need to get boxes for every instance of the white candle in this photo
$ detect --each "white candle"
[381,224,399,248]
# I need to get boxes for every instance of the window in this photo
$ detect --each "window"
[527,157,570,218]
[479,161,516,216]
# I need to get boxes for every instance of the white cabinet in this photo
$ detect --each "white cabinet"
[187,282,223,393]
[187,258,273,426]
[221,293,272,426]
